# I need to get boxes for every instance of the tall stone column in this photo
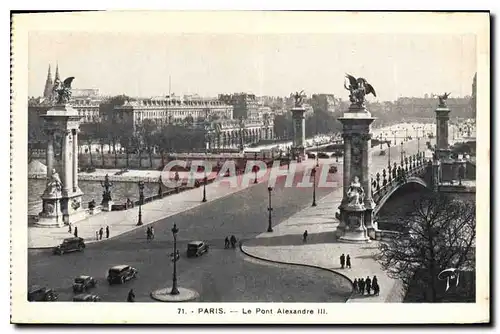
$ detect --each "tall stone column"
[341,134,352,203]
[61,129,72,196]
[361,132,378,237]
[291,107,306,159]
[336,104,375,243]
[46,130,54,181]
[435,103,451,160]
[72,128,79,192]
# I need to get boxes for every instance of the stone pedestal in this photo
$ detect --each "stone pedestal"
[36,192,65,227]
[291,107,306,160]
[338,206,370,243]
[431,160,441,192]
[101,201,114,212]
[335,104,377,242]
[38,104,86,226]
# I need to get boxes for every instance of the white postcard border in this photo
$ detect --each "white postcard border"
[11,11,490,324]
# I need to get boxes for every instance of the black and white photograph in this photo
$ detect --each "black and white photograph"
[10,11,489,324]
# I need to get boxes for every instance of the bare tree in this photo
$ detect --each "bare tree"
[377,192,475,302]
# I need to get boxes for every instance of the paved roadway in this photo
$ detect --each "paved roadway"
[28,137,427,303]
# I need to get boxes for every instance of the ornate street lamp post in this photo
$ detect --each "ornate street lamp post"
[267,187,273,232]
[311,167,317,207]
[316,142,319,167]
[202,172,207,203]
[136,181,145,226]
[387,142,391,167]
[170,224,179,295]
[400,141,404,165]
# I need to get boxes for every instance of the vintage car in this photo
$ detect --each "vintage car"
[72,275,97,293]
[73,294,101,302]
[107,265,138,285]
[53,237,86,255]
[28,285,58,302]
[186,241,209,258]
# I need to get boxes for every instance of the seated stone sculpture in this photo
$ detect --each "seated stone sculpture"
[346,176,365,207]
[46,169,63,195]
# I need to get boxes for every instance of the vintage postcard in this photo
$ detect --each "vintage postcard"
[10,11,490,324]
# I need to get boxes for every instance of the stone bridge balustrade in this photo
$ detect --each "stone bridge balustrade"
[371,151,430,215]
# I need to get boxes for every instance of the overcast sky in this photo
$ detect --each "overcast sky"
[28,32,476,100]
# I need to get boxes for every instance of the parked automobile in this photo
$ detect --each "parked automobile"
[107,265,138,285]
[53,237,85,255]
[329,165,338,174]
[73,294,101,302]
[186,241,209,258]
[28,286,58,302]
[72,275,97,293]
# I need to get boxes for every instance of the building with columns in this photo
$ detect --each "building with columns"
[206,117,274,150]
[110,97,234,132]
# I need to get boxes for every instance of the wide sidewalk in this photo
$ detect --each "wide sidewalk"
[28,159,316,249]
[240,184,404,304]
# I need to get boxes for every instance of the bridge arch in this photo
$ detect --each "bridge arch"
[374,176,430,216]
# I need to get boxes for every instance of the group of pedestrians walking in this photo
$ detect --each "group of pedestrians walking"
[95,226,110,241]
[353,276,380,296]
[224,235,237,249]
[340,253,351,269]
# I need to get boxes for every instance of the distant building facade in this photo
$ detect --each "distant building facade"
[218,93,259,119]
[110,97,234,132]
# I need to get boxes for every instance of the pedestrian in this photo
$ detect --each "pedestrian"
[352,279,358,294]
[150,226,155,240]
[224,237,230,249]
[74,226,78,238]
[346,254,351,269]
[340,253,345,269]
[372,276,379,296]
[365,276,372,295]
[230,235,237,248]
[99,227,103,240]
[146,227,151,241]
[96,231,99,240]
[105,225,110,239]
[303,230,308,243]
[359,278,365,295]
[127,289,135,302]
[68,223,72,234]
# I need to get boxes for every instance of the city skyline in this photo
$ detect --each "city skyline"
[29,33,476,101]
